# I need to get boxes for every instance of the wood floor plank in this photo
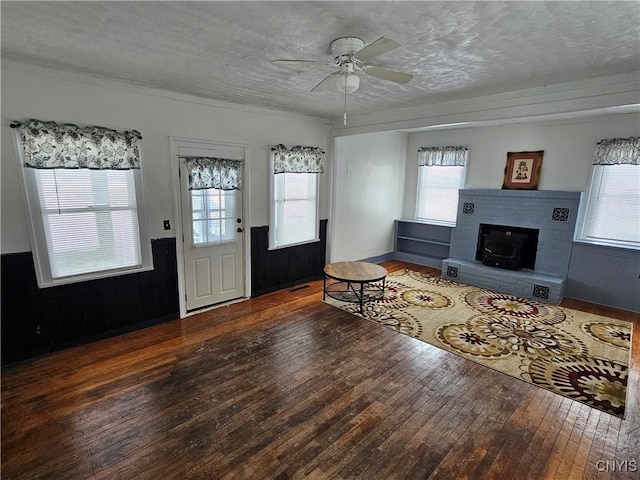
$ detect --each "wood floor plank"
[541,399,583,478]
[554,403,593,479]
[568,407,607,479]
[507,387,555,476]
[2,260,638,479]
[583,409,614,480]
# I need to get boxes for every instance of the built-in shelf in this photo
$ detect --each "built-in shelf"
[393,219,453,269]
[396,235,450,247]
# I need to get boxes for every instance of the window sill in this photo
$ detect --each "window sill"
[573,238,640,252]
[405,218,457,228]
[36,263,155,289]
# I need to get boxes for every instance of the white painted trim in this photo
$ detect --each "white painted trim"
[323,137,335,265]
[169,136,252,318]
[328,136,339,264]
[182,297,250,318]
[12,129,47,282]
[397,104,640,133]
[243,148,252,300]
[169,138,187,317]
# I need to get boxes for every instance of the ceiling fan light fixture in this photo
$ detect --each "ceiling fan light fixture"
[336,73,360,94]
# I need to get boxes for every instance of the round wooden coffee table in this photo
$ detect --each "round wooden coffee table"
[323,261,388,314]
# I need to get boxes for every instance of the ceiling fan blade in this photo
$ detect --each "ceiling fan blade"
[363,66,413,84]
[311,72,340,92]
[353,37,401,62]
[271,59,333,66]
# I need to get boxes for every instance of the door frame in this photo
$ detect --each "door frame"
[169,136,252,317]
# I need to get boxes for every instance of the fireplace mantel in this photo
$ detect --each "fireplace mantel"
[443,189,582,303]
[454,189,581,199]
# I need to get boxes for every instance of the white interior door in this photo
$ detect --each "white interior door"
[178,146,244,311]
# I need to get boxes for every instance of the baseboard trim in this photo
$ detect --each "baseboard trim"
[360,252,395,264]
[252,274,324,297]
[2,313,179,366]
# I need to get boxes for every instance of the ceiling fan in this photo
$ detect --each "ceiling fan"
[272,36,413,124]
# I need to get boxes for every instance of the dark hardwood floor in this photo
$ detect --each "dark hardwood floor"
[2,260,638,479]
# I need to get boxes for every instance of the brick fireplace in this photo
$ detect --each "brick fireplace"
[442,189,581,304]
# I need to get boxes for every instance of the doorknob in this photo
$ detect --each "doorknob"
[237,227,244,233]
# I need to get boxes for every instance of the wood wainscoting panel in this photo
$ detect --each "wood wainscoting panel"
[1,237,179,364]
[251,219,327,296]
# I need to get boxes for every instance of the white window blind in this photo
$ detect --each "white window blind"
[415,165,466,224]
[576,164,640,248]
[270,172,319,249]
[33,169,145,279]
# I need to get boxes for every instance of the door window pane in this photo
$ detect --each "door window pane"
[191,188,236,245]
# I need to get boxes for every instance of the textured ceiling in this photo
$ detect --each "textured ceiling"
[2,1,639,119]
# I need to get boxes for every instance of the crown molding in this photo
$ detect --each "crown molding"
[1,60,332,126]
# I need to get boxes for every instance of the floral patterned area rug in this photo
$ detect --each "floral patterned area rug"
[323,268,633,418]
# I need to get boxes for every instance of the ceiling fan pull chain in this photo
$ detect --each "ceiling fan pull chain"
[343,88,348,125]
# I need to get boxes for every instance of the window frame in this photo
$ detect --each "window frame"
[414,163,467,227]
[574,163,640,250]
[268,151,320,250]
[13,131,154,288]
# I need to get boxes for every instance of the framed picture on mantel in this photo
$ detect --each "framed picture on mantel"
[502,150,544,190]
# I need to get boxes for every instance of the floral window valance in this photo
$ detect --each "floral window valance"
[11,119,142,170]
[272,144,325,174]
[593,137,639,165]
[183,157,242,191]
[418,146,468,167]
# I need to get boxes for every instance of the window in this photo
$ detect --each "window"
[271,172,318,248]
[182,156,242,246]
[415,146,468,225]
[576,137,639,249]
[13,119,152,287]
[190,188,236,245]
[268,144,324,249]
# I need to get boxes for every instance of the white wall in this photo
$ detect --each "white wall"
[331,131,407,262]
[1,62,331,254]
[403,113,640,218]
